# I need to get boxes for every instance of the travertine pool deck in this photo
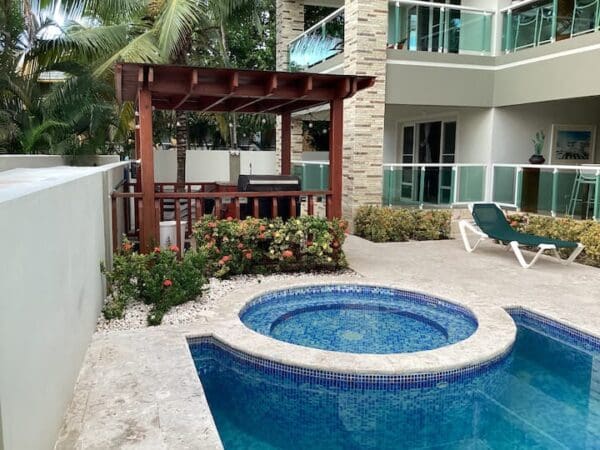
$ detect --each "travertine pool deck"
[55,236,600,449]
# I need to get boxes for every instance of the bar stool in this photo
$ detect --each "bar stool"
[567,167,598,218]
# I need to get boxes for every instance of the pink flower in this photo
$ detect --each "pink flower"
[163,279,173,287]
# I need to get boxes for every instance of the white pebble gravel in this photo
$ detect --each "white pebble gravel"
[96,271,360,333]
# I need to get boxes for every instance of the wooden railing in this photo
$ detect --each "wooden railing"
[111,185,332,252]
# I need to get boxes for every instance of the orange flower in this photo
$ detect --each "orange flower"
[208,222,217,228]
[218,255,231,265]
[153,247,161,253]
[122,242,133,252]
[226,216,233,221]
[259,225,266,232]
[163,279,173,287]
[244,251,253,260]
[282,250,294,258]
[169,245,179,253]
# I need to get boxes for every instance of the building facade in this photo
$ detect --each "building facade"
[280,0,600,222]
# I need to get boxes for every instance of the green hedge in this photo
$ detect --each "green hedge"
[194,216,348,278]
[507,214,600,267]
[354,206,451,243]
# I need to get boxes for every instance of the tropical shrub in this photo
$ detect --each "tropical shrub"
[506,213,600,267]
[354,206,451,243]
[194,216,348,278]
[101,241,208,325]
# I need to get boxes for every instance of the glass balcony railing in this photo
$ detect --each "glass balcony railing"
[383,162,600,221]
[383,164,487,208]
[288,7,344,71]
[292,161,329,190]
[492,164,600,220]
[502,0,600,53]
[388,1,494,55]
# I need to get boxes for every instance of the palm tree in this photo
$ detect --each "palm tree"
[32,0,257,183]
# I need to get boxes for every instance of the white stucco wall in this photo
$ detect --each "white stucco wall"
[240,151,278,175]
[0,155,120,172]
[383,104,494,164]
[154,150,277,182]
[0,163,127,450]
[490,98,600,164]
[383,97,600,166]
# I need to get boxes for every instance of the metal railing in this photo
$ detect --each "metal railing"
[501,0,600,53]
[288,6,345,71]
[383,163,487,208]
[388,0,494,55]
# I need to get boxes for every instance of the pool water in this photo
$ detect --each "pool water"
[190,313,600,449]
[240,286,477,353]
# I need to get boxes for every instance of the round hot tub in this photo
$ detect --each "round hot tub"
[240,285,478,354]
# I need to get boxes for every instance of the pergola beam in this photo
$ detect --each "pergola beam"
[200,72,239,112]
[171,69,198,110]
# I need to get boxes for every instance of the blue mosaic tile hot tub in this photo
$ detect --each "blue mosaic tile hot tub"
[240,285,478,354]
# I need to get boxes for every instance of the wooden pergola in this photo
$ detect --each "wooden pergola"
[115,63,374,251]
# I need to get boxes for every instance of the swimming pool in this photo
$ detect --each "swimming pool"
[189,309,600,449]
[240,285,477,353]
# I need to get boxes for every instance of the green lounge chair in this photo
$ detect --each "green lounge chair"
[459,203,584,269]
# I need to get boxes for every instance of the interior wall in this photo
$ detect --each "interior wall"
[383,104,494,164]
[490,97,600,164]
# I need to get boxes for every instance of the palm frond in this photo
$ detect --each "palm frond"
[93,30,163,77]
[20,119,70,153]
[155,0,202,60]
[32,22,131,67]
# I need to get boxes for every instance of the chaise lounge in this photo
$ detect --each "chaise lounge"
[459,203,585,269]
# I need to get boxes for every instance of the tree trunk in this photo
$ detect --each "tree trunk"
[175,110,187,187]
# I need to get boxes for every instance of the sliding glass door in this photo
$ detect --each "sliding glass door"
[398,120,457,205]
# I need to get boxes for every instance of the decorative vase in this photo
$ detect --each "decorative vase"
[528,154,545,165]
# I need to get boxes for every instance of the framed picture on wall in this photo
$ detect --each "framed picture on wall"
[550,124,596,165]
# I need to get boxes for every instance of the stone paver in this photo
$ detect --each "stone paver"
[55,236,600,449]
[344,235,600,336]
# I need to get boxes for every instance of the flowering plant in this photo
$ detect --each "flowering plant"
[194,216,348,278]
[101,239,207,325]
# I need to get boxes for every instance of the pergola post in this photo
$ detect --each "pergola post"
[329,98,343,219]
[138,87,156,251]
[281,111,292,176]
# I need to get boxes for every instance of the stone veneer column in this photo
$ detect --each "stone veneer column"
[275,0,304,172]
[342,0,388,222]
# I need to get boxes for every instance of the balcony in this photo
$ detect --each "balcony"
[288,6,345,71]
[383,162,600,221]
[388,1,494,55]
[502,0,600,53]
